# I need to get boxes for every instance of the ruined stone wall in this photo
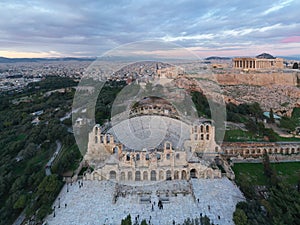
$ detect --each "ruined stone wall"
[216,72,298,86]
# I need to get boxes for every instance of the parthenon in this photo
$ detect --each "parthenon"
[233,57,284,70]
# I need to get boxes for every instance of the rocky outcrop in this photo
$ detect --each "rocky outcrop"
[216,71,298,86]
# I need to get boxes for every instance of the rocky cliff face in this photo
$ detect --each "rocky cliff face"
[215,71,298,86]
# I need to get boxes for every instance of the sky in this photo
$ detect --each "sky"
[0,0,300,58]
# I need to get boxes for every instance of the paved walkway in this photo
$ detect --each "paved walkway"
[45,178,244,225]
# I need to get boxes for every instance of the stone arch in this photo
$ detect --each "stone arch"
[113,146,118,154]
[181,170,187,180]
[215,146,218,152]
[151,170,156,181]
[128,171,133,181]
[166,153,171,160]
[200,125,204,133]
[159,170,164,180]
[135,171,141,181]
[136,153,140,160]
[194,125,198,133]
[200,134,204,140]
[143,171,148,181]
[286,148,290,154]
[165,141,172,150]
[190,168,197,178]
[174,170,179,179]
[145,154,150,160]
[120,172,125,181]
[109,170,116,180]
[166,170,172,180]
[206,125,210,133]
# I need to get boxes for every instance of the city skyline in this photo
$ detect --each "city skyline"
[0,0,300,58]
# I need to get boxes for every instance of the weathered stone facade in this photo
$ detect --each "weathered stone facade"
[84,117,222,182]
[222,142,300,158]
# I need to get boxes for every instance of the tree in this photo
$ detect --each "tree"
[233,208,248,225]
[121,214,132,225]
[13,194,27,209]
[269,108,275,123]
[140,220,148,225]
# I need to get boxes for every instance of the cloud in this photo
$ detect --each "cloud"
[262,0,294,15]
[281,36,300,43]
[0,0,299,57]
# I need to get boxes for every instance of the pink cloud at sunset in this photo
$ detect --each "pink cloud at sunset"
[281,36,300,43]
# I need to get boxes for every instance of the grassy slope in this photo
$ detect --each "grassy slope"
[233,162,300,185]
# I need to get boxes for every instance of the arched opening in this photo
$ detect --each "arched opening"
[109,171,116,180]
[145,154,150,160]
[157,153,161,160]
[95,136,98,143]
[166,170,172,180]
[200,134,204,140]
[174,170,179,179]
[165,142,171,150]
[194,125,198,133]
[95,127,98,135]
[128,171,133,181]
[176,153,180,159]
[190,169,197,179]
[113,146,118,154]
[159,170,164,180]
[120,172,125,181]
[181,170,187,180]
[215,147,218,152]
[143,171,148,181]
[166,153,170,160]
[126,154,130,161]
[107,135,110,144]
[200,125,204,133]
[206,134,209,140]
[135,171,141,181]
[136,153,140,161]
[206,125,210,133]
[151,170,156,181]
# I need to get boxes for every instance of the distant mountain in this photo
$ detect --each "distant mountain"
[205,56,231,60]
[279,55,300,60]
[256,53,275,59]
[0,57,96,63]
